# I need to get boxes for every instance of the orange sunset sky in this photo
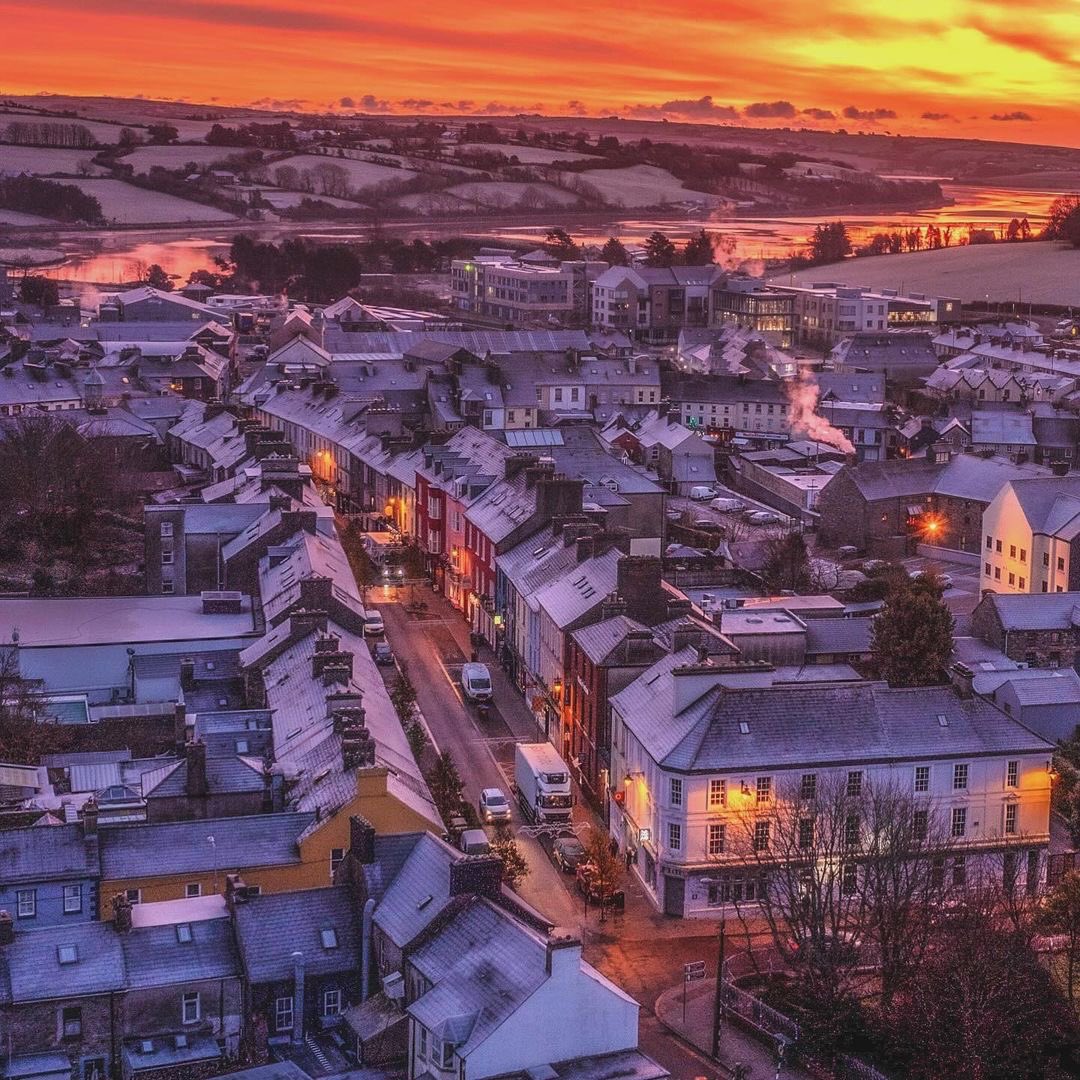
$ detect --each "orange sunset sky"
[1,0,1078,146]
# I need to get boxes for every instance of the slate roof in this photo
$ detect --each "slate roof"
[646,681,1053,772]
[979,591,1080,631]
[970,410,1036,446]
[1004,668,1080,706]
[360,833,424,907]
[407,898,548,1057]
[534,548,621,630]
[804,618,874,656]
[1006,477,1080,535]
[4,922,125,1002]
[372,832,462,948]
[121,916,239,988]
[0,823,99,883]
[233,887,359,983]
[99,812,313,879]
[571,616,647,665]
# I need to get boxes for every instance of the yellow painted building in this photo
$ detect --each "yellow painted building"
[98,768,442,917]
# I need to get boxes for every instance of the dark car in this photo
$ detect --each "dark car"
[373,641,394,666]
[552,834,586,873]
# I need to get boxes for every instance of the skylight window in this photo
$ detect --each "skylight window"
[739,722,750,735]
[57,945,78,965]
[320,928,339,949]
[176,923,193,943]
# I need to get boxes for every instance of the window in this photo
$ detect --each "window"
[668,823,682,851]
[931,858,945,889]
[16,889,35,918]
[321,928,338,949]
[951,807,967,837]
[755,776,772,804]
[161,549,174,565]
[1019,577,1026,590]
[438,1039,455,1069]
[708,823,726,856]
[753,820,770,852]
[1008,573,1015,586]
[984,563,991,576]
[1059,556,1066,572]
[842,862,858,896]
[161,580,174,594]
[160,522,174,538]
[1005,802,1018,835]
[949,856,966,889]
[994,568,1001,580]
[1010,544,1017,559]
[275,997,293,1032]
[845,813,860,849]
[58,884,82,914]
[985,534,992,550]
[61,1006,82,1038]
[321,989,342,1017]
[914,765,930,793]
[708,778,726,809]
[182,992,200,1024]
[176,923,193,943]
[953,763,969,790]
[417,1026,429,1060]
[800,773,817,801]
[1020,548,1027,563]
[912,808,929,841]
[996,539,1002,553]
[1006,760,1018,788]
[330,847,345,879]
[185,883,202,898]
[670,777,683,807]
[846,771,863,797]
[125,888,141,904]
[798,818,813,850]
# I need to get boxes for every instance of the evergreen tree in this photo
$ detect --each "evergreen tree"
[643,230,677,267]
[600,236,630,266]
[807,220,852,265]
[870,581,954,686]
[682,229,716,265]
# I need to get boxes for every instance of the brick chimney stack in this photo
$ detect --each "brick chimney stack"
[185,740,209,798]
[449,855,504,900]
[349,816,376,865]
[0,910,14,946]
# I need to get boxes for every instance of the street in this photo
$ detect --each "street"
[365,581,802,1080]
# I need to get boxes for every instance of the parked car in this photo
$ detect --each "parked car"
[709,496,745,513]
[910,569,953,589]
[689,485,717,501]
[665,509,683,522]
[480,787,511,824]
[461,661,493,702]
[363,610,385,636]
[552,834,586,873]
[458,829,490,856]
[373,641,394,665]
[745,510,782,526]
[692,518,724,532]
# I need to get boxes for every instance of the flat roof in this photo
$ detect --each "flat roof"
[0,595,256,648]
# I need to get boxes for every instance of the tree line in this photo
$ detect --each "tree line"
[3,120,97,147]
[0,175,103,223]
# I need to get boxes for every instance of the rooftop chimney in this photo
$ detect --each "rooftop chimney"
[950,661,975,699]
[185,740,209,799]
[82,798,99,841]
[173,702,191,751]
[291,952,306,1045]
[179,658,196,692]
[617,555,666,626]
[349,815,376,866]
[342,725,376,771]
[449,855,504,900]
[0,911,14,946]
[112,892,133,933]
[545,928,583,977]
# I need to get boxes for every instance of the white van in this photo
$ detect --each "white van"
[710,496,745,513]
[458,829,490,855]
[689,486,716,501]
[461,662,493,702]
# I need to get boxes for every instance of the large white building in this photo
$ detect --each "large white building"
[981,476,1080,594]
[608,651,1053,918]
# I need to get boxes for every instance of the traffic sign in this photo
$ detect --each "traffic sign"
[684,960,707,982]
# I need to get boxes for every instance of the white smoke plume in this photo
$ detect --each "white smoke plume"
[785,370,855,453]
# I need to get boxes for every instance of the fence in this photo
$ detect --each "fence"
[720,956,890,1080]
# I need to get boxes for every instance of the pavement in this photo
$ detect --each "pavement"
[654,979,810,1080]
[367,579,803,1080]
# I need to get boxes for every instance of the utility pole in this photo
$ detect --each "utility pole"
[711,915,726,1058]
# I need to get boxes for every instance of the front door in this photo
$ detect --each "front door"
[663,874,685,917]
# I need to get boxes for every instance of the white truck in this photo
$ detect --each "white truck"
[514,742,574,825]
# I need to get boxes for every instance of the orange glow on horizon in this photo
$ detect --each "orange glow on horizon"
[1,1,1079,147]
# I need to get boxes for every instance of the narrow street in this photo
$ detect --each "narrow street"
[365,580,798,1080]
